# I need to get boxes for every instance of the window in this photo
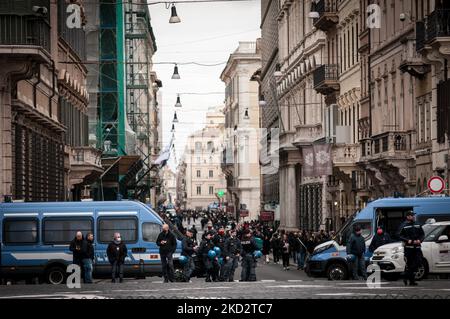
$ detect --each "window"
[196,186,202,195]
[207,141,214,152]
[142,222,161,242]
[98,217,137,243]
[209,186,214,195]
[209,170,213,178]
[196,170,201,178]
[195,142,202,153]
[3,219,38,244]
[196,157,201,164]
[43,218,93,244]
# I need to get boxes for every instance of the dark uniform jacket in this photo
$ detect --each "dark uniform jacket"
[182,237,196,257]
[224,236,242,257]
[156,231,177,255]
[397,221,425,248]
[240,237,258,257]
[346,233,366,257]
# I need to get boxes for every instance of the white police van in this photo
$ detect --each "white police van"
[370,220,450,280]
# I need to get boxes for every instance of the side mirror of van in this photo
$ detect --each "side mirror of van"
[437,235,449,243]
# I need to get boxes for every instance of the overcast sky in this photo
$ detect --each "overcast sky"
[148,0,261,171]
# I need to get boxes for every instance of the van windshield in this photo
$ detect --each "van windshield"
[336,220,372,246]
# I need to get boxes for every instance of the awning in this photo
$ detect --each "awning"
[100,155,141,183]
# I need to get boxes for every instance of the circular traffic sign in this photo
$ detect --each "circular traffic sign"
[428,176,445,194]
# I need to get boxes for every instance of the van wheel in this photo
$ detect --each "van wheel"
[326,263,348,281]
[415,259,429,281]
[46,266,66,285]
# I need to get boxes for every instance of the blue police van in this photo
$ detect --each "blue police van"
[0,200,183,284]
[305,197,450,280]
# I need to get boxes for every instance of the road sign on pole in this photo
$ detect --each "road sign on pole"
[427,176,445,194]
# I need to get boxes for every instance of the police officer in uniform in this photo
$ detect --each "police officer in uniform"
[223,229,242,282]
[240,229,259,282]
[199,231,220,282]
[213,227,227,281]
[181,229,197,282]
[397,211,425,286]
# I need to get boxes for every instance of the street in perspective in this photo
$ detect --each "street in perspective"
[1,0,450,304]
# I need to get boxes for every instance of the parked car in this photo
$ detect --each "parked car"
[370,220,450,281]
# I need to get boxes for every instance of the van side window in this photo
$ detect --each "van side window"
[142,223,161,242]
[43,218,93,244]
[98,218,137,243]
[3,219,38,244]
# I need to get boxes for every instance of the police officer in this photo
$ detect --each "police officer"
[223,229,242,282]
[181,229,197,282]
[213,227,227,281]
[240,229,258,282]
[199,231,220,282]
[397,211,425,286]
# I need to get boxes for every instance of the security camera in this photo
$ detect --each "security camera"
[32,6,48,15]
[399,13,406,21]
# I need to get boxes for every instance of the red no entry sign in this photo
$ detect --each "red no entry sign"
[428,176,445,194]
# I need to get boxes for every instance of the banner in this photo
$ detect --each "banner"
[302,146,315,177]
[302,144,332,177]
[313,144,333,176]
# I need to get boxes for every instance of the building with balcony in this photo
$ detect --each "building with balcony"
[258,0,280,221]
[0,0,101,201]
[220,41,261,221]
[183,107,226,211]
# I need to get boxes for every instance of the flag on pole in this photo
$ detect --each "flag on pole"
[154,135,174,166]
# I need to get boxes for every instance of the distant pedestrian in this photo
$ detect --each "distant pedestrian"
[69,231,84,267]
[346,225,367,280]
[82,232,95,284]
[270,233,281,264]
[281,234,290,270]
[156,224,178,283]
[107,233,127,283]
[262,233,271,264]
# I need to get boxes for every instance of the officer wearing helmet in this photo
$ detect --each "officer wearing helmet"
[199,230,220,282]
[240,229,259,282]
[397,210,425,286]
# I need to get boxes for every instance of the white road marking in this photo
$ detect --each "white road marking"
[266,285,328,289]
[261,280,276,282]
[287,280,303,282]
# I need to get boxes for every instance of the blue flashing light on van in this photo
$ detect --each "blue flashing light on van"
[0,200,183,284]
[305,197,450,280]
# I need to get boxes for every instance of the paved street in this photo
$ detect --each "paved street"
[0,271,449,299]
[1,221,449,300]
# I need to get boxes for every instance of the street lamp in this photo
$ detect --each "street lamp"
[173,111,178,123]
[171,123,175,133]
[172,64,181,79]
[309,0,320,19]
[243,108,249,120]
[169,3,181,24]
[174,94,182,107]
[259,94,267,107]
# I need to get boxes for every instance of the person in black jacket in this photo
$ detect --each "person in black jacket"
[270,233,281,264]
[107,233,127,283]
[223,229,242,282]
[346,225,367,280]
[82,233,95,284]
[213,227,226,281]
[69,231,84,266]
[199,231,220,282]
[156,224,178,283]
[369,228,392,253]
[240,229,259,281]
[181,229,197,282]
[397,211,425,286]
